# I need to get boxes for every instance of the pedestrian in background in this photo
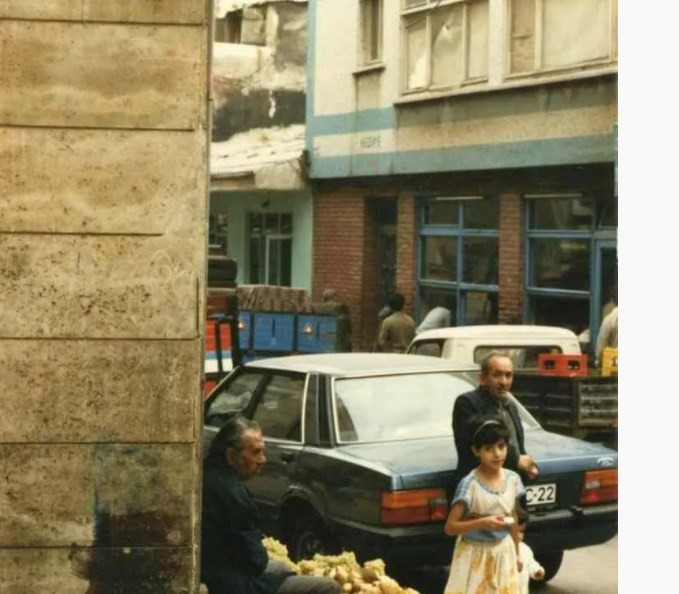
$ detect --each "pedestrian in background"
[415,304,452,334]
[596,305,618,365]
[375,293,415,353]
[516,508,544,593]
[444,416,524,594]
[320,288,352,352]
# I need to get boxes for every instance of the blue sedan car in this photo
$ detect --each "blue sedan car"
[203,353,617,582]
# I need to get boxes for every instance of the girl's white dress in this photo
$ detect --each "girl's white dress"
[444,468,525,594]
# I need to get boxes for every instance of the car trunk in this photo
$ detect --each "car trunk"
[340,429,617,511]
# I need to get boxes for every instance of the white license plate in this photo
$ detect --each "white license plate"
[525,483,557,507]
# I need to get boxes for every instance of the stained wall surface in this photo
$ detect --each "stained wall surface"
[0,1,209,591]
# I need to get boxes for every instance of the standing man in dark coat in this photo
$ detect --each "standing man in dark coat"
[452,351,540,480]
[201,416,340,594]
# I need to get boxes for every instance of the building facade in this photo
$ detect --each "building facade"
[308,0,617,351]
[211,0,312,290]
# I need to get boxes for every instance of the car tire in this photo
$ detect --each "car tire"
[533,549,564,584]
[290,513,338,562]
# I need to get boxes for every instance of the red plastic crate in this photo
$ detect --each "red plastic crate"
[537,353,588,377]
[205,319,232,351]
[203,379,217,398]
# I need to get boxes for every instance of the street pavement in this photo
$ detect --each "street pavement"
[542,535,617,594]
[393,536,618,594]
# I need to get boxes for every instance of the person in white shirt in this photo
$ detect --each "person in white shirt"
[596,306,618,365]
[415,306,451,334]
[516,509,544,593]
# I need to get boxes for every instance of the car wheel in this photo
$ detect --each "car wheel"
[290,513,337,562]
[533,549,564,584]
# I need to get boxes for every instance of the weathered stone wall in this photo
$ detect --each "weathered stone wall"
[0,1,208,591]
[211,1,307,141]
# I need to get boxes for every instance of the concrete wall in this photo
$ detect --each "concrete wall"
[211,189,313,290]
[0,1,208,591]
[212,0,307,141]
[308,0,617,178]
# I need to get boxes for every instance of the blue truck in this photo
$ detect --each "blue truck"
[204,256,351,395]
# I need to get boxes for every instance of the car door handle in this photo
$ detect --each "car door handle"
[280,452,295,463]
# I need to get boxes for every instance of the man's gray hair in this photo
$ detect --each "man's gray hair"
[208,415,261,459]
[479,350,512,374]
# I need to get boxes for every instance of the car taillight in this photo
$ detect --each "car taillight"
[580,469,618,505]
[381,488,448,525]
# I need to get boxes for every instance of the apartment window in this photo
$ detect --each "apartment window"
[509,0,617,76]
[215,7,266,45]
[361,0,383,64]
[248,213,293,286]
[418,197,499,326]
[402,0,489,92]
[214,11,242,43]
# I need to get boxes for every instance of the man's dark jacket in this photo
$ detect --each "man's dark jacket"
[452,386,526,479]
[201,455,292,594]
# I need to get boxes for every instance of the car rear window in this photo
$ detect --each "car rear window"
[408,340,444,358]
[333,371,476,443]
[473,345,563,369]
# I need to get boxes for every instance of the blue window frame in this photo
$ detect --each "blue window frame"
[524,194,617,347]
[417,197,499,326]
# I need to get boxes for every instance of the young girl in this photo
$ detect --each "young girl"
[444,416,525,594]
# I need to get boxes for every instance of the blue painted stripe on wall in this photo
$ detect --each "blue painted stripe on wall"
[309,77,616,138]
[311,135,615,178]
[349,151,395,176]
[312,107,397,136]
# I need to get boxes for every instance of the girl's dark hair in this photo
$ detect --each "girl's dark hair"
[208,415,261,459]
[471,415,511,449]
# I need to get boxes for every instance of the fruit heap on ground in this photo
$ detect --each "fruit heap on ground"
[262,537,420,594]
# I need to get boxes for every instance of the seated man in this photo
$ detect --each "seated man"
[201,416,340,594]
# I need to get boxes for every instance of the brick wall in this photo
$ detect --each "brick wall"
[396,193,417,316]
[312,190,419,350]
[498,193,524,323]
[312,189,366,349]
[361,202,379,350]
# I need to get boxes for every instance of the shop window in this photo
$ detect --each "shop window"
[465,290,497,325]
[462,237,498,284]
[248,212,293,286]
[525,194,615,338]
[422,236,457,281]
[360,0,383,65]
[598,196,618,229]
[530,295,590,336]
[532,238,590,291]
[423,199,459,225]
[418,196,499,326]
[528,196,594,231]
[403,0,489,92]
